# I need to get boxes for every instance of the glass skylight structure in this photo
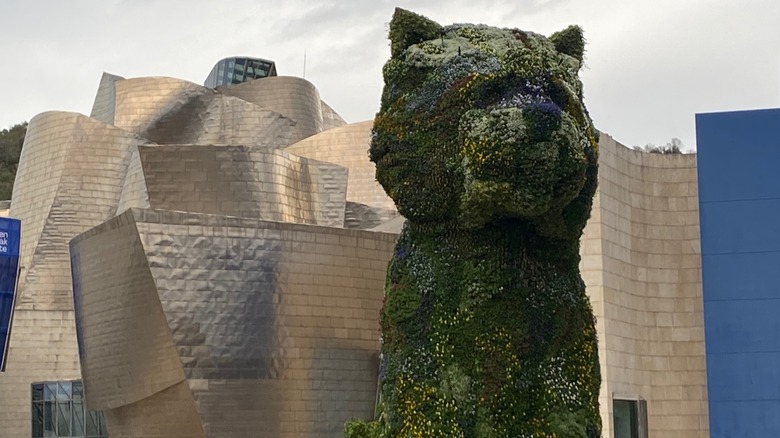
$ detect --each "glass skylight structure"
[204,57,277,88]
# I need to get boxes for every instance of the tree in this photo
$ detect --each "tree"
[0,122,27,200]
[633,138,688,154]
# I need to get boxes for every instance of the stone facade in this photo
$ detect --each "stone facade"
[583,135,709,438]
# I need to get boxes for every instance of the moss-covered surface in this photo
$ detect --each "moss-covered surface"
[349,8,601,437]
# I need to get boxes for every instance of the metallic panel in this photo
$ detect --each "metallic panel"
[344,201,400,230]
[138,145,348,227]
[89,72,124,124]
[116,147,151,214]
[112,77,298,147]
[70,211,185,409]
[71,208,397,437]
[104,381,205,438]
[10,112,145,309]
[113,77,215,138]
[0,111,145,437]
[320,101,347,131]
[285,120,396,211]
[221,76,324,144]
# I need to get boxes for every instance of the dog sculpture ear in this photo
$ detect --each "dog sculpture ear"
[549,25,586,69]
[388,8,443,58]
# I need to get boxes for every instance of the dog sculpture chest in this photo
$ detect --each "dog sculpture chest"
[367,8,601,438]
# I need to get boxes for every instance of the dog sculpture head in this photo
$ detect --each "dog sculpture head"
[371,8,598,234]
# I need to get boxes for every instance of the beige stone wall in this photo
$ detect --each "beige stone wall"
[0,200,9,217]
[583,134,708,438]
[0,310,81,438]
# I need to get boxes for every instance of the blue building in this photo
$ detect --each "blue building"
[697,108,780,437]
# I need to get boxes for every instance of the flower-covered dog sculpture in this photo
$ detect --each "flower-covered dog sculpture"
[363,8,601,438]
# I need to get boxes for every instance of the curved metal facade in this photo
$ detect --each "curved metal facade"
[71,210,395,437]
[0,68,396,438]
[0,111,147,437]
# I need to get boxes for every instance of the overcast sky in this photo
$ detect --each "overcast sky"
[1,0,778,150]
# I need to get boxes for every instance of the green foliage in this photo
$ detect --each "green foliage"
[345,418,382,438]
[549,26,586,68]
[0,122,27,200]
[547,410,590,438]
[367,8,602,438]
[388,8,443,58]
[633,138,688,154]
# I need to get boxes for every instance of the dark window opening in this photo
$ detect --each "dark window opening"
[613,398,648,438]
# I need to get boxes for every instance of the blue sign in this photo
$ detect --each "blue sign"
[0,217,21,372]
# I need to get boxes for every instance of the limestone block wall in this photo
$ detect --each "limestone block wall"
[137,145,348,227]
[579,183,609,433]
[0,112,146,438]
[584,134,708,438]
[0,200,9,216]
[0,310,81,438]
[71,209,397,438]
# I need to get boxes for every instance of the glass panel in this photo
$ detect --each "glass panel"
[44,383,57,401]
[57,382,71,401]
[43,401,56,437]
[72,382,83,402]
[98,411,108,437]
[614,399,639,438]
[57,401,71,436]
[32,383,44,402]
[72,400,85,437]
[86,410,100,437]
[32,402,44,438]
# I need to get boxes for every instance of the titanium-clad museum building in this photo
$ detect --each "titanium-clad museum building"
[0,56,776,437]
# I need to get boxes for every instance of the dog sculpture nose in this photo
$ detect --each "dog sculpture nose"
[523,102,562,141]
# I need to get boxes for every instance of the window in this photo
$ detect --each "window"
[31,381,108,438]
[613,397,647,438]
